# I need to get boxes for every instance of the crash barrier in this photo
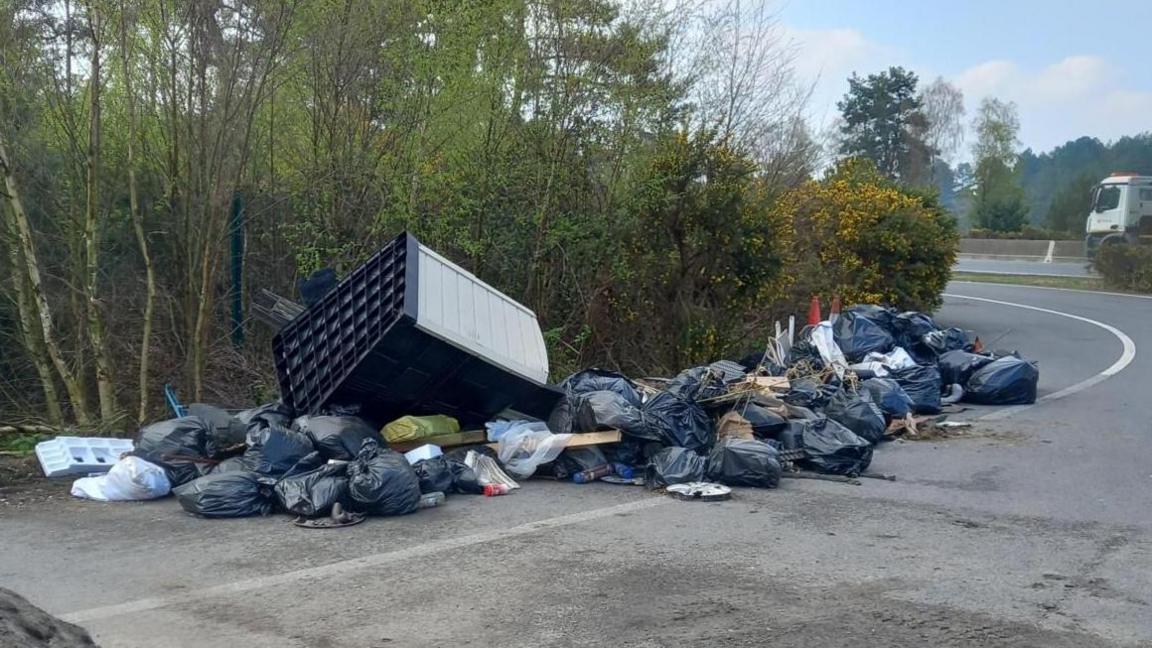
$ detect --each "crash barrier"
[959,238,1085,262]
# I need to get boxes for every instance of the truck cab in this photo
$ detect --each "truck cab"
[1085,173,1152,257]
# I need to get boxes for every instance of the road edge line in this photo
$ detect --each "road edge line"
[942,293,1137,421]
[60,496,671,624]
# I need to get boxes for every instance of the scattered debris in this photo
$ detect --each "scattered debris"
[665,482,732,501]
[43,236,1040,525]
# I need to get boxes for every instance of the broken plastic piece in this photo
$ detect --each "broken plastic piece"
[665,482,732,501]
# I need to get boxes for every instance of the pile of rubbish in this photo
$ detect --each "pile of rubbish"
[44,235,1040,521]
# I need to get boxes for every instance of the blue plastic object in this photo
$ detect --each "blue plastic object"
[164,383,188,418]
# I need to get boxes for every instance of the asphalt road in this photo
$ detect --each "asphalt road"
[954,257,1096,277]
[2,282,1150,648]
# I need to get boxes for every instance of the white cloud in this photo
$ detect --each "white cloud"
[780,26,897,130]
[953,55,1152,153]
[784,25,1152,156]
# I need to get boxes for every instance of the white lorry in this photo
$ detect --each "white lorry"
[1085,173,1152,257]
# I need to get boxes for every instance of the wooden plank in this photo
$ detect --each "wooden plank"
[483,429,622,451]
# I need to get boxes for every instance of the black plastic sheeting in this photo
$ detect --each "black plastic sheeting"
[833,310,895,362]
[780,418,873,476]
[938,350,995,387]
[644,447,706,488]
[860,378,914,419]
[274,463,350,517]
[173,471,275,518]
[293,415,383,461]
[824,390,887,444]
[346,440,422,516]
[705,439,781,488]
[131,417,216,487]
[889,364,943,415]
[642,391,714,451]
[963,356,1039,405]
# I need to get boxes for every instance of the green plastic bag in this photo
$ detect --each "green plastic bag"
[383,415,460,443]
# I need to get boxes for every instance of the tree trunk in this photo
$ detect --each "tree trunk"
[84,5,118,421]
[4,218,64,424]
[0,131,92,425]
[120,1,156,424]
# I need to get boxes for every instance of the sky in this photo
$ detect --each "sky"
[777,0,1152,158]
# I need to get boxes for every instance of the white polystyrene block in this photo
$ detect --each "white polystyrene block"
[35,436,135,478]
[404,444,443,465]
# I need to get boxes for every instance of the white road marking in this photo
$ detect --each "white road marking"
[943,293,1138,421]
[1043,240,1055,263]
[61,496,671,624]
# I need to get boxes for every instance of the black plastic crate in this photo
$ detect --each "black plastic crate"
[273,232,561,426]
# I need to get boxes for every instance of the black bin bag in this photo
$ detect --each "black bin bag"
[779,418,873,476]
[938,350,995,387]
[738,403,788,439]
[890,364,943,415]
[573,391,650,437]
[412,456,482,495]
[243,426,317,476]
[860,378,914,419]
[559,368,642,406]
[174,471,275,518]
[921,328,969,357]
[131,416,215,487]
[824,390,887,444]
[293,415,383,461]
[706,439,781,488]
[274,463,349,517]
[347,440,422,516]
[833,310,896,362]
[642,392,714,451]
[963,355,1039,405]
[644,447,706,489]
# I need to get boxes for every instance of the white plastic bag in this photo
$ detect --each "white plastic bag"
[810,321,849,378]
[495,421,572,479]
[71,456,171,501]
[865,347,916,370]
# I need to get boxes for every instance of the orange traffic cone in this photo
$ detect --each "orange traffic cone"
[807,296,822,326]
[829,295,842,323]
[972,336,984,353]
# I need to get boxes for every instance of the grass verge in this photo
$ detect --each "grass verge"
[951,272,1109,291]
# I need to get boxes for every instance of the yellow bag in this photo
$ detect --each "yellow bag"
[382,415,460,443]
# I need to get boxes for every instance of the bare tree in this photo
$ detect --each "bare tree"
[82,1,118,420]
[920,77,965,164]
[118,0,156,423]
[0,131,91,424]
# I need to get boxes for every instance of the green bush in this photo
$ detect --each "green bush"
[1095,244,1152,293]
[967,226,1075,240]
[774,159,959,313]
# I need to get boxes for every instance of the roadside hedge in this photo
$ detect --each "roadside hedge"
[1095,244,1152,293]
[773,158,959,314]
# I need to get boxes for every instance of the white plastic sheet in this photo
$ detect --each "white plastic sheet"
[495,421,572,479]
[810,321,849,378]
[71,456,171,501]
[850,346,917,377]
